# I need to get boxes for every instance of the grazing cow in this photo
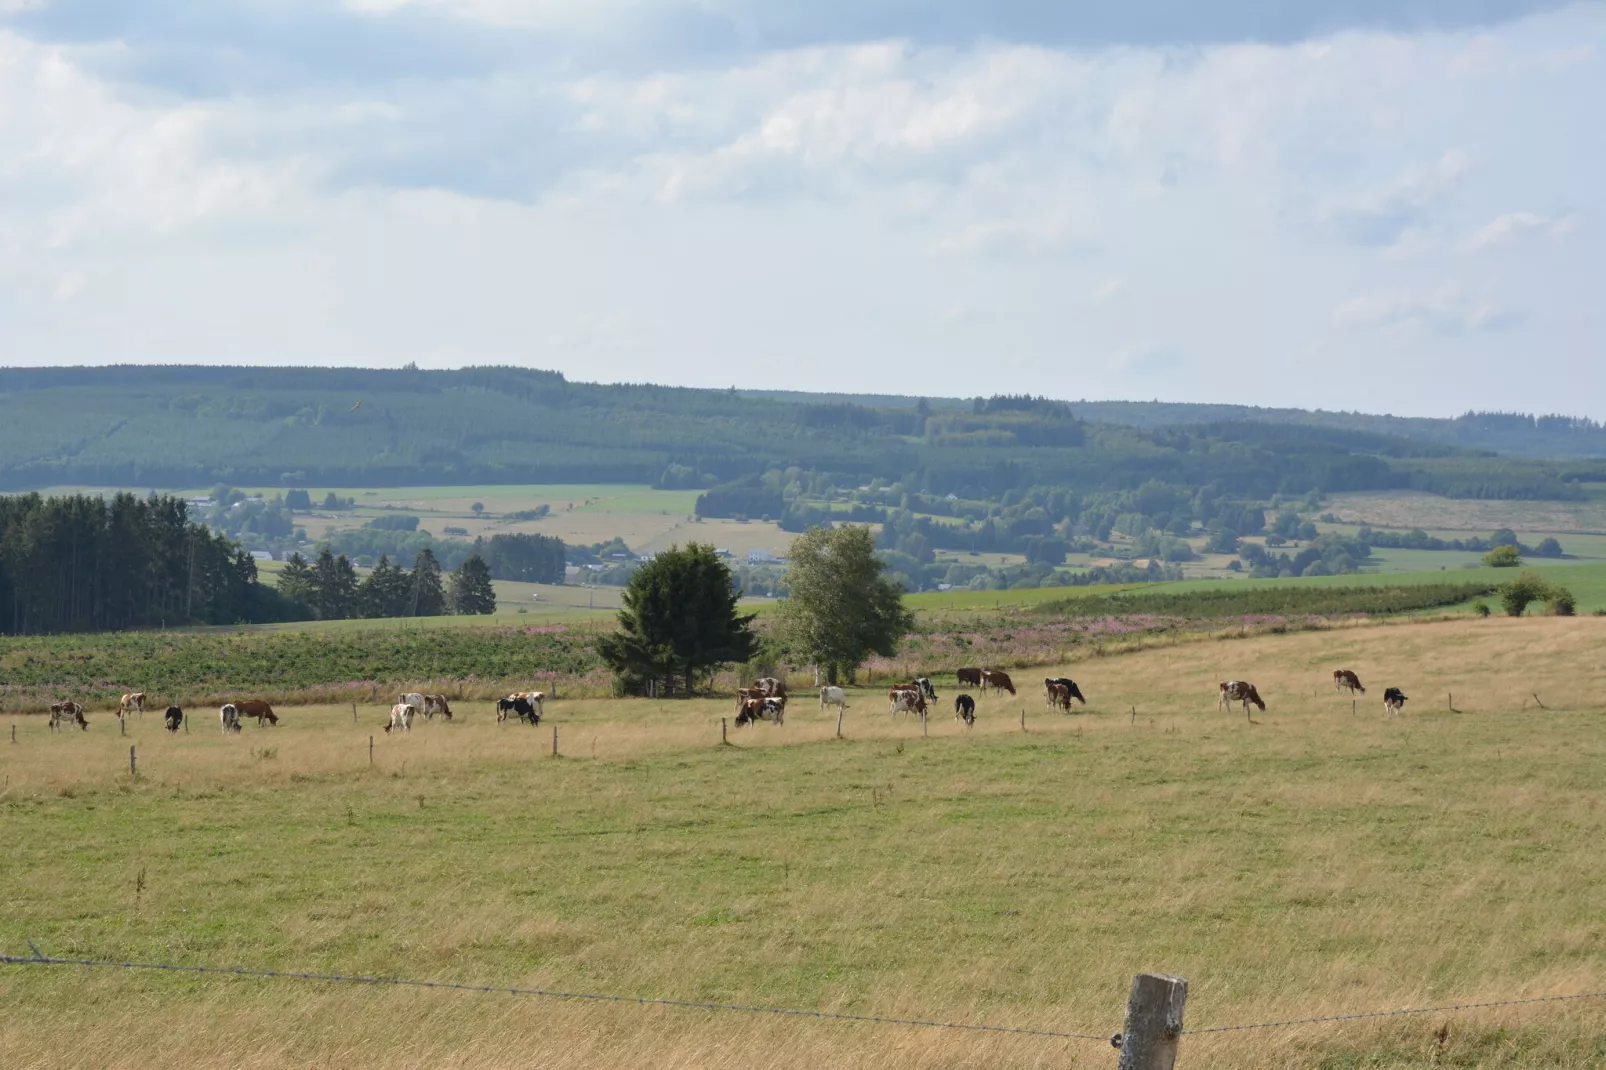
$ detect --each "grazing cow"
[735,686,767,714]
[511,697,540,725]
[757,677,788,699]
[1047,683,1076,711]
[164,706,183,733]
[956,668,982,688]
[385,702,417,734]
[48,701,88,732]
[1219,681,1266,718]
[423,695,452,721]
[510,691,547,718]
[819,686,849,712]
[1333,669,1365,695]
[980,669,1016,696]
[219,704,242,734]
[761,697,787,725]
[399,692,427,715]
[119,692,147,719]
[734,697,765,726]
[1383,687,1408,717]
[233,699,278,726]
[889,688,927,719]
[1044,677,1087,707]
[954,694,976,726]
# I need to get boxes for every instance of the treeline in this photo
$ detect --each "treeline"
[1,366,1599,501]
[277,548,498,619]
[0,493,300,634]
[1355,527,1564,557]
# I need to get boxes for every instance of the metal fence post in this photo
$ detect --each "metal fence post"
[1115,973,1188,1070]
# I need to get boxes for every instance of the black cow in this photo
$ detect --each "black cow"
[954,694,976,726]
[914,677,938,702]
[1383,687,1408,717]
[498,696,540,725]
[164,706,184,733]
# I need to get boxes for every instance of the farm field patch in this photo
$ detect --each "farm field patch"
[1326,490,1606,533]
[3,617,1604,1068]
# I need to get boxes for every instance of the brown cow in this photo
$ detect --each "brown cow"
[1047,683,1074,711]
[956,668,982,687]
[734,697,766,726]
[232,699,278,726]
[1219,681,1265,718]
[1333,669,1365,695]
[980,669,1016,696]
[888,688,927,719]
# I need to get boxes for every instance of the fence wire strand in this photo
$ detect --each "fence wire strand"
[0,948,1108,1042]
[1184,989,1606,1035]
[7,947,1604,1044]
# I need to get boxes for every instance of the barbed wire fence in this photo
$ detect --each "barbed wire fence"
[6,944,1606,1066]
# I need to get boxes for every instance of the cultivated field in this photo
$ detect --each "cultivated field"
[1326,490,1606,534]
[4,617,1604,1068]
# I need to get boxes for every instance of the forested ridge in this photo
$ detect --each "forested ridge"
[0,366,1600,499]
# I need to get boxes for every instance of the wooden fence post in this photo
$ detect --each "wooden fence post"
[836,706,844,739]
[10,724,14,744]
[1020,707,1026,732]
[1114,972,1188,1070]
[129,745,137,778]
[369,736,374,766]
[121,716,126,737]
[552,724,559,757]
[922,710,928,737]
[352,703,358,724]
[721,718,727,745]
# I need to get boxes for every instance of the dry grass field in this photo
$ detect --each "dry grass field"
[4,617,1606,1068]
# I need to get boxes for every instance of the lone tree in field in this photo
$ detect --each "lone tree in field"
[778,525,914,686]
[1483,544,1523,568]
[598,543,756,696]
[449,553,498,615]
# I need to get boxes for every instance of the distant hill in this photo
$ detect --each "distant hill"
[0,365,1599,499]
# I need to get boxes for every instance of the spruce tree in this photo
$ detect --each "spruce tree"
[410,548,447,616]
[449,553,498,615]
[597,543,756,696]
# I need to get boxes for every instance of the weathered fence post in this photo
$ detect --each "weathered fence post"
[369,736,374,766]
[129,745,137,777]
[352,703,358,724]
[1020,707,1026,732]
[552,724,559,757]
[721,718,727,745]
[10,724,15,744]
[1114,972,1188,1070]
[836,706,844,739]
[1352,699,1356,716]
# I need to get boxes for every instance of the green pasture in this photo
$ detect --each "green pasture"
[3,618,1605,1068]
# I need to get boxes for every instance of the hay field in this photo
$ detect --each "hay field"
[4,617,1606,1068]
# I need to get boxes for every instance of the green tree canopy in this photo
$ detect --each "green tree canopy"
[1483,544,1523,568]
[777,525,914,685]
[448,554,498,615]
[308,548,358,619]
[358,554,411,618]
[597,543,757,696]
[410,548,447,616]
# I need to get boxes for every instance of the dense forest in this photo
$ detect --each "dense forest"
[0,366,1600,499]
[0,492,299,634]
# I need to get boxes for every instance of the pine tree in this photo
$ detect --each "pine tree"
[448,553,498,615]
[276,551,315,607]
[358,554,411,618]
[410,548,447,616]
[309,548,358,620]
[597,543,756,696]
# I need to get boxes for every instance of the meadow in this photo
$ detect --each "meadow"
[3,617,1605,1068]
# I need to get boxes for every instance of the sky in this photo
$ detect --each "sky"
[0,1,1601,417]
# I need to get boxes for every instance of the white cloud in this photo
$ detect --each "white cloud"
[1464,210,1579,251]
[1332,284,1520,336]
[1090,276,1128,304]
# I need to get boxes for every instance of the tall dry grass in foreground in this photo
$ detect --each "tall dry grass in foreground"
[3,615,1605,1068]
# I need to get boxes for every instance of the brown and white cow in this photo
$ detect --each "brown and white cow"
[1333,669,1365,695]
[1047,683,1075,711]
[888,688,927,719]
[385,702,417,734]
[423,695,453,721]
[232,699,278,726]
[756,677,788,699]
[1219,681,1266,718]
[119,692,147,719]
[49,701,88,732]
[980,669,1016,696]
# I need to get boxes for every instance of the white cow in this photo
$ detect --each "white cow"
[219,703,242,734]
[819,686,849,712]
[399,692,427,714]
[386,703,417,734]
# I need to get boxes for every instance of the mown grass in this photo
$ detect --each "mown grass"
[3,617,1605,1068]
